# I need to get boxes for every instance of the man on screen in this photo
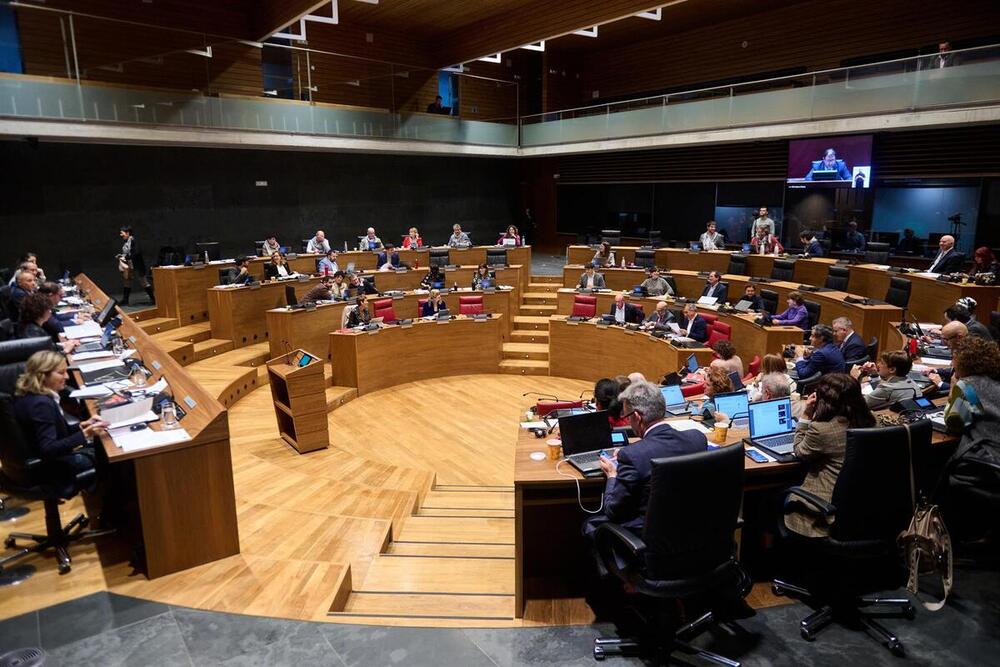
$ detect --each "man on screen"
[804,148,851,180]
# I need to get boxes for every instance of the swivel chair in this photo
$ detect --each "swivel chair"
[486,249,508,268]
[727,254,747,277]
[572,295,597,318]
[601,229,621,246]
[824,266,849,292]
[429,248,451,268]
[803,301,821,343]
[633,249,656,269]
[864,242,891,264]
[760,289,779,315]
[458,296,484,315]
[884,278,912,310]
[771,260,795,282]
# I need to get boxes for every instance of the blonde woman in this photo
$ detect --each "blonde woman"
[747,354,796,401]
[421,289,448,317]
[403,227,423,249]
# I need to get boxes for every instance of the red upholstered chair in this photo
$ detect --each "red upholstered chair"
[459,295,484,315]
[706,321,732,350]
[372,298,396,321]
[681,381,705,398]
[747,355,761,377]
[700,312,719,326]
[417,299,428,316]
[572,295,597,318]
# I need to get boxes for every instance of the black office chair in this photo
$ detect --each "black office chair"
[284,285,297,307]
[486,249,508,268]
[773,421,932,655]
[663,275,678,296]
[301,239,312,253]
[824,265,850,292]
[217,268,236,286]
[820,239,832,255]
[601,229,621,246]
[771,259,795,282]
[795,371,823,395]
[0,286,17,322]
[633,249,655,269]
[593,445,751,663]
[760,289,778,315]
[0,393,113,580]
[648,230,662,248]
[884,277,912,309]
[864,242,891,264]
[728,254,747,276]
[846,336,878,367]
[802,301,821,342]
[253,240,266,257]
[990,311,1000,340]
[429,248,450,268]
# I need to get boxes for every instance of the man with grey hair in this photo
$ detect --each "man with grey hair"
[448,223,472,249]
[832,316,866,363]
[584,381,707,537]
[627,372,646,385]
[794,324,846,377]
[758,372,805,419]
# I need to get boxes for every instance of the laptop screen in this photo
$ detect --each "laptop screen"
[660,384,685,406]
[713,391,749,421]
[729,371,744,390]
[686,354,699,374]
[558,411,612,456]
[742,243,752,253]
[689,242,702,251]
[748,398,794,438]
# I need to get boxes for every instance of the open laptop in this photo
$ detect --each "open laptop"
[713,390,749,424]
[744,397,797,459]
[689,242,702,252]
[741,243,752,254]
[729,371,745,391]
[559,411,617,476]
[733,299,753,313]
[75,322,116,353]
[660,384,691,416]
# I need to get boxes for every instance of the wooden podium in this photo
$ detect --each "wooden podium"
[266,349,329,454]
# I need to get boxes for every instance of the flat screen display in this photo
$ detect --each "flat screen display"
[787,135,872,188]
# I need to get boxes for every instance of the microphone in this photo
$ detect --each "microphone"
[521,392,559,400]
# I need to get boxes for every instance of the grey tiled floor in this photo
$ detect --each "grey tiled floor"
[1,558,998,666]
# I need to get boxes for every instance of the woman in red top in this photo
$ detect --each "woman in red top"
[594,377,630,427]
[402,227,423,249]
[497,225,521,246]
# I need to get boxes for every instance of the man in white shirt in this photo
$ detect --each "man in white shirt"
[578,265,605,290]
[306,230,330,254]
[927,235,964,274]
[699,221,725,251]
[448,224,472,249]
[752,207,775,239]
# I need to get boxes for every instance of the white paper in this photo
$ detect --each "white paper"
[72,350,116,361]
[106,411,159,430]
[63,320,102,339]
[919,357,952,366]
[520,421,548,430]
[697,296,718,306]
[100,396,154,428]
[77,358,125,373]
[69,385,115,399]
[111,427,190,453]
[915,272,940,278]
[667,322,682,334]
[861,383,875,396]
[665,419,710,434]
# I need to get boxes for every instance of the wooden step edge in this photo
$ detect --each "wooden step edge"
[327,563,354,613]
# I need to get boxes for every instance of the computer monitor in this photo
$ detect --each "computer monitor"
[685,354,699,374]
[747,397,794,439]
[660,384,685,406]
[97,298,118,327]
[713,391,749,421]
[480,278,494,290]
[741,243,752,254]
[196,241,221,262]
[558,411,612,456]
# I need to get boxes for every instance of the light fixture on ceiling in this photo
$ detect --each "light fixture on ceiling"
[520,41,545,52]
[573,26,598,37]
[477,53,502,63]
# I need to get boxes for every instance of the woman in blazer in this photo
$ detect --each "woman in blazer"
[17,292,77,354]
[263,252,292,280]
[346,295,372,328]
[785,373,875,538]
[421,289,448,317]
[850,350,921,411]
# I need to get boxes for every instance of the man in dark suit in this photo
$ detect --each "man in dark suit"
[583,381,707,537]
[927,235,965,274]
[833,317,867,366]
[805,148,851,180]
[701,271,728,304]
[607,293,643,324]
[641,300,675,331]
[945,303,993,341]
[678,303,709,343]
[739,284,764,311]
[578,265,606,290]
[376,245,401,271]
[799,232,824,257]
[795,324,846,379]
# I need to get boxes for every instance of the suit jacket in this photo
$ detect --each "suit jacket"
[346,306,372,328]
[679,315,709,342]
[14,393,87,459]
[740,294,764,311]
[421,299,448,317]
[968,318,994,341]
[805,240,824,256]
[795,343,846,378]
[927,249,965,274]
[263,262,291,280]
[864,376,921,411]
[805,159,851,180]
[701,281,728,304]
[607,303,644,324]
[644,310,675,330]
[839,331,867,363]
[601,422,707,533]
[377,252,401,269]
[785,417,849,537]
[578,272,606,289]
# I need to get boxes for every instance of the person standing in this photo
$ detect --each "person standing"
[752,207,775,239]
[117,226,153,305]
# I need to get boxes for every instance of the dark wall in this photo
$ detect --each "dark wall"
[0,142,521,289]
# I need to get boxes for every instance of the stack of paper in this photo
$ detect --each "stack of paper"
[110,427,191,453]
[63,320,102,339]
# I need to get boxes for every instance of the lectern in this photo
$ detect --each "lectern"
[266,349,329,453]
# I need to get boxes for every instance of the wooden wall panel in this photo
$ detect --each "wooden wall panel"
[874,126,1000,178]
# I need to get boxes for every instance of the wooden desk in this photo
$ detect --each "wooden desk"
[207,277,324,347]
[362,264,523,294]
[73,275,239,579]
[266,288,517,360]
[329,316,503,396]
[847,264,1000,324]
[393,246,531,291]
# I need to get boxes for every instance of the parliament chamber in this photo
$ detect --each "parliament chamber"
[2,0,1000,664]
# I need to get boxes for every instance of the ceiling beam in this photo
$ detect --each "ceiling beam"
[252,0,332,41]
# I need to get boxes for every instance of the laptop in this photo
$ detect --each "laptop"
[729,371,745,391]
[744,397,797,458]
[660,384,691,416]
[685,353,699,374]
[713,390,749,423]
[689,242,702,252]
[502,238,516,247]
[559,411,615,476]
[734,299,753,313]
[741,243,752,254]
[76,322,116,353]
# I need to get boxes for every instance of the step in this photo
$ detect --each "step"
[519,304,556,317]
[192,338,235,361]
[530,275,563,284]
[136,317,179,335]
[501,342,549,361]
[358,555,514,595]
[422,489,514,511]
[324,363,334,388]
[395,515,514,544]
[527,282,560,293]
[522,292,558,305]
[512,315,550,331]
[386,541,515,558]
[510,330,549,344]
[156,339,195,366]
[151,321,212,344]
[336,591,514,620]
[416,507,514,518]
[498,359,549,376]
[326,385,358,412]
[128,307,164,322]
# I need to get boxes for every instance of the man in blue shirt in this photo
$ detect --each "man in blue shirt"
[799,232,823,257]
[795,324,846,379]
[841,221,866,252]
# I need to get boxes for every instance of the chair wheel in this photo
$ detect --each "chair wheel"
[58,562,71,575]
[4,536,14,549]
[772,583,786,596]
[801,628,815,641]
[888,640,904,656]
[903,604,916,620]
[593,647,606,661]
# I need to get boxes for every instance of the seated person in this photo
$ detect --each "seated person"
[578,265,606,290]
[402,227,423,249]
[927,234,964,274]
[750,227,784,255]
[700,271,728,303]
[607,293,643,325]
[747,354,796,402]
[785,373,875,538]
[15,350,109,487]
[471,264,494,290]
[832,317,867,363]
[699,221,724,251]
[232,256,255,285]
[753,372,805,419]
[346,295,373,328]
[448,224,472,249]
[799,231,823,256]
[924,321,968,391]
[345,272,378,296]
[678,303,709,343]
[421,265,445,289]
[641,268,673,296]
[804,148,851,180]
[36,282,80,338]
[421,289,448,317]
[317,249,339,276]
[850,350,921,411]
[840,221,866,252]
[701,366,735,416]
[261,234,281,256]
[18,293,76,354]
[328,271,348,299]
[709,339,744,378]
[584,381,707,537]
[302,275,336,303]
[795,324,846,378]
[642,301,675,331]
[739,284,764,311]
[594,378,630,428]
[377,245,401,271]
[498,225,521,246]
[359,227,384,251]
[11,269,37,310]
[306,230,330,254]
[9,253,46,285]
[945,303,993,341]
[895,228,921,255]
[772,291,808,328]
[263,252,294,280]
[971,247,1000,276]
[591,242,614,268]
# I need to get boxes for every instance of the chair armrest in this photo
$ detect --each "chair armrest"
[75,468,97,487]
[783,486,836,517]
[595,522,647,560]
[24,457,43,470]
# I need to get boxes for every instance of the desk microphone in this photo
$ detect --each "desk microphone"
[521,392,559,400]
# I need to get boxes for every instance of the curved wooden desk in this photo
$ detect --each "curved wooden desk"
[208,277,324,347]
[848,263,999,324]
[329,316,503,396]
[362,264,523,293]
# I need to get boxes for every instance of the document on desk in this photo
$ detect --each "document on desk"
[111,426,190,453]
[520,420,549,430]
[63,320,102,339]
[76,358,125,373]
[72,350,117,361]
[70,384,115,399]
[101,396,155,428]
[665,419,710,434]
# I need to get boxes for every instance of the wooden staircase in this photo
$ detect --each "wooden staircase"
[500,275,559,376]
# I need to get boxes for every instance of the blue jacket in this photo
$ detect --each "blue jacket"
[805,159,851,180]
[14,393,87,460]
[377,252,401,269]
[795,343,846,379]
[804,240,824,256]
[601,422,707,533]
[421,299,448,317]
[679,315,709,342]
[840,332,867,365]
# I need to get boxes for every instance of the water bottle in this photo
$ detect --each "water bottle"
[621,256,626,268]
[523,235,527,246]
[344,240,348,251]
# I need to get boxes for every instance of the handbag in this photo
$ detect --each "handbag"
[897,423,952,611]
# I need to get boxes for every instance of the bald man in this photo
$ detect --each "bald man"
[642,300,675,331]
[607,293,644,324]
[925,320,967,390]
[927,235,965,274]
